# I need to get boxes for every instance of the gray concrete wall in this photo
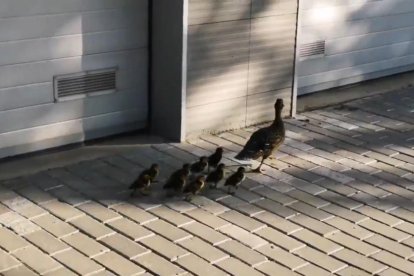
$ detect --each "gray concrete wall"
[151,0,187,141]
[185,0,298,137]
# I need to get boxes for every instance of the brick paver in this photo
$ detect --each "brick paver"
[371,250,414,275]
[0,227,29,253]
[175,253,227,276]
[256,244,308,270]
[177,236,229,264]
[23,229,69,255]
[255,227,305,252]
[296,264,333,276]
[184,208,229,230]
[218,224,268,249]
[144,218,191,242]
[215,257,265,276]
[216,239,267,267]
[133,252,186,276]
[40,201,85,222]
[255,261,301,276]
[0,249,21,273]
[333,248,388,274]
[139,235,189,261]
[53,249,104,275]
[70,215,114,240]
[62,232,109,258]
[110,203,158,225]
[3,266,37,276]
[93,251,146,276]
[181,221,230,245]
[291,229,343,255]
[327,231,380,256]
[12,245,62,275]
[100,233,149,260]
[32,214,78,238]
[293,246,348,273]
[107,218,154,241]
[2,90,414,274]
[77,201,121,223]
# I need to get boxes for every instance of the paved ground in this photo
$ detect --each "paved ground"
[1,89,414,275]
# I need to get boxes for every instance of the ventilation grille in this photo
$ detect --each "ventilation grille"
[299,40,325,58]
[54,68,117,101]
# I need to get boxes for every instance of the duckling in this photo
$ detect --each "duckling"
[163,164,190,193]
[235,99,285,173]
[183,175,206,201]
[208,147,223,172]
[206,163,225,189]
[224,167,246,195]
[129,174,151,196]
[190,156,208,174]
[140,163,160,182]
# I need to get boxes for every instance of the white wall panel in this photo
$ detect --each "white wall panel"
[0,8,146,42]
[0,109,145,159]
[0,83,52,112]
[0,90,146,133]
[0,50,146,89]
[0,32,146,66]
[0,0,148,158]
[298,0,414,95]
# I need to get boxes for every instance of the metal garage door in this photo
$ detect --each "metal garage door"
[186,0,298,136]
[0,0,148,158]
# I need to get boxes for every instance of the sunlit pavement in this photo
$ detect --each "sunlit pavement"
[1,89,414,275]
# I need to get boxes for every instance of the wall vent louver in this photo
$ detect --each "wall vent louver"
[299,40,325,58]
[54,68,117,101]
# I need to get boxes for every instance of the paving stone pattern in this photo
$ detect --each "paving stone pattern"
[1,90,414,275]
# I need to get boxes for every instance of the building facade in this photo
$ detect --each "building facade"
[297,0,414,95]
[1,0,413,158]
[0,0,149,158]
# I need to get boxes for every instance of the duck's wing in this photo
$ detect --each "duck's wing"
[235,128,268,160]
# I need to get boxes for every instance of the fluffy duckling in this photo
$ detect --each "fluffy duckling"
[163,164,190,193]
[140,163,160,182]
[206,163,225,189]
[129,174,151,196]
[190,156,208,174]
[224,167,246,194]
[184,175,206,201]
[208,147,223,172]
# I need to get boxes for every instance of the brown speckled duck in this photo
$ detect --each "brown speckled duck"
[235,99,285,173]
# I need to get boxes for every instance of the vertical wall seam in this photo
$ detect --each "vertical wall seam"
[291,0,301,117]
[245,0,254,127]
[181,0,189,141]
[147,0,153,131]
